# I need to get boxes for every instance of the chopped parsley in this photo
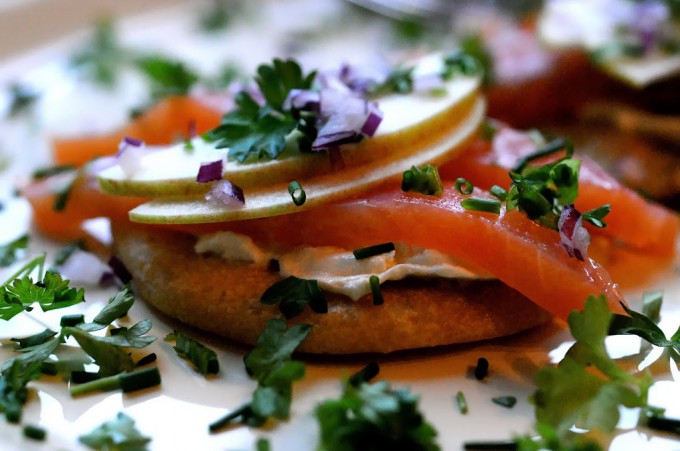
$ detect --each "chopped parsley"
[134,55,199,100]
[401,165,443,196]
[206,58,317,162]
[165,330,219,375]
[210,319,311,431]
[198,0,235,33]
[316,379,440,450]
[70,18,127,87]
[78,412,151,450]
[260,276,327,318]
[0,234,29,267]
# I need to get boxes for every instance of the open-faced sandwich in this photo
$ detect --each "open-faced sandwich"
[23,52,679,354]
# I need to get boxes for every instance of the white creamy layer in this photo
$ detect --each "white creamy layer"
[194,231,493,300]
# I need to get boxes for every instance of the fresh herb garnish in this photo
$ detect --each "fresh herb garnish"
[474,357,489,380]
[582,204,611,228]
[198,0,235,32]
[10,329,57,349]
[0,360,42,423]
[353,242,395,260]
[60,313,85,327]
[523,295,653,449]
[165,330,219,375]
[31,164,77,180]
[401,165,443,196]
[609,300,680,355]
[348,362,380,386]
[78,284,135,332]
[315,379,440,450]
[369,275,383,306]
[460,197,502,214]
[489,185,507,201]
[70,366,161,397]
[134,55,199,100]
[70,18,127,87]
[206,59,317,162]
[455,177,474,195]
[6,83,38,118]
[455,391,468,414]
[78,412,151,450]
[288,180,306,206]
[0,234,28,267]
[452,35,492,85]
[23,424,47,441]
[210,319,311,431]
[260,276,327,318]
[492,396,517,409]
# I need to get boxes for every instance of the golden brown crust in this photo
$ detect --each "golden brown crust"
[112,222,551,354]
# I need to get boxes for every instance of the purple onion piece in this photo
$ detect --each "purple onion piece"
[413,72,445,93]
[284,89,321,111]
[360,103,383,137]
[312,130,358,151]
[205,179,245,208]
[196,159,224,183]
[117,136,145,156]
[558,204,590,261]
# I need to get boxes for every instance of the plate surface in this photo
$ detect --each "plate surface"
[0,1,679,450]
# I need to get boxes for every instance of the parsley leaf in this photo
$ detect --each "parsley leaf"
[134,55,199,100]
[529,295,653,447]
[79,412,151,450]
[78,285,135,332]
[70,18,127,87]
[206,58,316,162]
[609,300,680,353]
[315,380,440,451]
[209,319,311,431]
[582,205,611,229]
[165,330,219,375]
[4,271,85,313]
[260,276,327,318]
[6,83,38,118]
[1,337,61,374]
[63,327,135,377]
[0,234,28,267]
[0,360,42,423]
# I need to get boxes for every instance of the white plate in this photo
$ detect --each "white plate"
[0,1,679,450]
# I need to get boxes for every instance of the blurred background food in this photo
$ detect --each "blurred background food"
[1,0,680,206]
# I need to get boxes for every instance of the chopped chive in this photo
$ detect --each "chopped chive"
[40,361,58,376]
[353,242,395,260]
[489,185,507,201]
[464,440,517,450]
[461,197,501,214]
[455,177,473,195]
[474,357,489,380]
[267,258,280,272]
[288,181,306,206]
[109,326,126,336]
[11,328,57,348]
[491,396,517,408]
[455,391,468,414]
[256,438,271,451]
[582,204,610,228]
[646,414,680,435]
[209,402,252,432]
[23,424,47,441]
[136,353,157,367]
[31,164,76,180]
[70,370,100,384]
[401,165,443,196]
[69,366,161,396]
[60,314,85,327]
[349,362,380,387]
[369,275,383,306]
[512,138,571,173]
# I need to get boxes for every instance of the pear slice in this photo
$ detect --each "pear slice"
[129,95,484,224]
[98,73,481,197]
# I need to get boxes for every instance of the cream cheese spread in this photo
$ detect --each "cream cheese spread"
[195,231,493,300]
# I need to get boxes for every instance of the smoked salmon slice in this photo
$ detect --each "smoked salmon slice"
[439,127,679,255]
[52,96,222,167]
[169,183,624,321]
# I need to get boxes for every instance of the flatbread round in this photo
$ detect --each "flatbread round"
[112,222,552,354]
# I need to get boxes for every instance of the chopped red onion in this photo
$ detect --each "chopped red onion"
[360,102,383,137]
[56,249,112,286]
[117,136,144,156]
[197,159,224,183]
[284,89,321,111]
[205,179,245,208]
[558,204,590,261]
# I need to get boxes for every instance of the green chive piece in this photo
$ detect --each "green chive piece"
[455,391,468,414]
[23,424,47,441]
[401,165,443,196]
[209,403,252,432]
[512,137,571,173]
[474,357,489,380]
[461,197,501,214]
[369,275,383,306]
[464,440,518,450]
[455,177,473,195]
[288,181,306,206]
[646,413,680,434]
[70,371,100,384]
[256,438,271,451]
[491,396,517,408]
[349,362,380,387]
[69,366,161,396]
[489,185,507,201]
[582,204,611,228]
[353,242,395,260]
[60,314,85,327]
